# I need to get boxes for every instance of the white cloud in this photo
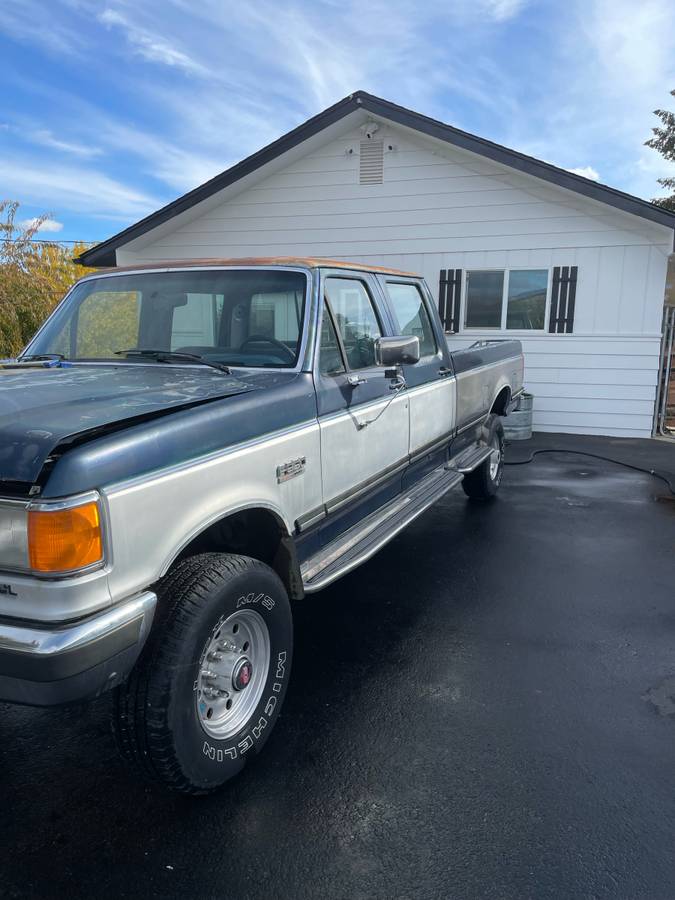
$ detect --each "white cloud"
[26,128,102,158]
[559,0,675,196]
[0,0,85,55]
[567,166,601,182]
[99,122,225,192]
[482,0,527,21]
[0,158,163,219]
[19,217,64,233]
[98,8,208,75]
[3,0,673,224]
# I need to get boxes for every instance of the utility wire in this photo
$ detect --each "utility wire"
[0,237,93,245]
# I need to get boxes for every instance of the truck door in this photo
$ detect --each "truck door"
[379,277,456,458]
[314,273,410,536]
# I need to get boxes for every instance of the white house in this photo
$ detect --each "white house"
[78,91,675,438]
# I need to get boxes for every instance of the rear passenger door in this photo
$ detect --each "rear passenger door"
[314,273,410,531]
[380,278,456,458]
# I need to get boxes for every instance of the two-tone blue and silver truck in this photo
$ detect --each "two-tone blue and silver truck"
[0,258,523,793]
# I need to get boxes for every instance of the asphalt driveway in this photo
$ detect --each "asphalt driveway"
[1,433,674,899]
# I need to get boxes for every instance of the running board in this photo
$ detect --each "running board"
[449,443,493,474]
[302,465,463,593]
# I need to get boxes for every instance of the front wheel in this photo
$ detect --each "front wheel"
[112,553,293,794]
[461,416,504,500]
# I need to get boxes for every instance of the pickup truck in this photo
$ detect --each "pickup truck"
[0,258,523,793]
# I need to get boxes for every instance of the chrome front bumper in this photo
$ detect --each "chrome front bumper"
[0,591,156,706]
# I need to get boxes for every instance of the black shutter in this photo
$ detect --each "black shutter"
[438,269,462,333]
[548,266,578,333]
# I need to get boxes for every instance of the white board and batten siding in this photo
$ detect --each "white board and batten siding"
[117,120,673,438]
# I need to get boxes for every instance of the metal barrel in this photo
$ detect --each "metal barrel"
[502,392,533,440]
[516,392,534,412]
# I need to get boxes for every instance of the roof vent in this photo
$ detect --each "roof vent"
[359,139,384,184]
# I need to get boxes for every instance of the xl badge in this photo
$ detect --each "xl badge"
[276,457,306,483]
[0,584,17,597]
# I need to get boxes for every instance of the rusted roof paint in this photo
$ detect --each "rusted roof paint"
[82,257,419,280]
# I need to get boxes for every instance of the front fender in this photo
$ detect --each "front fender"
[101,421,321,606]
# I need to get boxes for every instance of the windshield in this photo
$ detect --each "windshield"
[28,268,308,369]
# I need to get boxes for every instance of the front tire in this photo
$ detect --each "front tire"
[112,553,293,794]
[462,415,504,500]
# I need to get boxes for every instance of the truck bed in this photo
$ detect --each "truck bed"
[449,339,524,430]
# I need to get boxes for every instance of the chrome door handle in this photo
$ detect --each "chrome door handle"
[347,375,367,387]
[439,366,453,378]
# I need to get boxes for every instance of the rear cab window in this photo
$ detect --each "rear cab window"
[384,281,437,357]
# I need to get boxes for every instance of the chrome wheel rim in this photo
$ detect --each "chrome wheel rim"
[489,435,502,481]
[196,608,270,740]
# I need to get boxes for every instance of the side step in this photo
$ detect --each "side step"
[302,464,463,593]
[449,442,493,474]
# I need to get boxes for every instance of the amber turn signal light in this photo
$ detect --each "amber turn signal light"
[28,500,103,574]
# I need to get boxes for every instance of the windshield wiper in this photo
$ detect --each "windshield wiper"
[114,349,231,375]
[17,353,67,362]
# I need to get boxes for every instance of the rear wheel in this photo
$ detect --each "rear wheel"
[462,416,504,500]
[112,553,293,794]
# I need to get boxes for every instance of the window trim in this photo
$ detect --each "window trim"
[461,267,552,335]
[383,278,439,359]
[322,274,385,374]
[318,298,347,376]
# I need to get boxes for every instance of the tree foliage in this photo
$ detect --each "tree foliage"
[645,89,675,212]
[0,200,96,358]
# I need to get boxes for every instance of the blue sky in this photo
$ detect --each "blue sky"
[1,0,674,246]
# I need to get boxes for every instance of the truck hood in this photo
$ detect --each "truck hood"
[0,363,258,487]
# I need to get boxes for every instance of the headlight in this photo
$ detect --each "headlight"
[27,495,104,575]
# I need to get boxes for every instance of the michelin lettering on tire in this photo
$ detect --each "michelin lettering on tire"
[112,553,293,794]
[201,649,288,763]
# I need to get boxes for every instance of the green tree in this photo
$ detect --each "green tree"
[0,200,96,357]
[645,89,675,212]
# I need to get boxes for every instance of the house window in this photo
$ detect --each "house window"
[465,271,504,329]
[506,270,548,330]
[463,268,549,331]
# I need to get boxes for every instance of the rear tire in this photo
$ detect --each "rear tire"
[112,553,293,795]
[462,415,504,500]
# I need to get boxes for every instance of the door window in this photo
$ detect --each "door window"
[324,277,381,370]
[385,282,437,357]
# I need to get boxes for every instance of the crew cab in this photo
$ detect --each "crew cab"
[0,258,523,793]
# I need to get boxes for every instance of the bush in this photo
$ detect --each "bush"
[0,200,96,358]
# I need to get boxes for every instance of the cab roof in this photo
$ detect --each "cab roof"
[87,257,419,278]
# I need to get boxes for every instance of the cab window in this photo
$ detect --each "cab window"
[385,282,437,357]
[324,277,381,370]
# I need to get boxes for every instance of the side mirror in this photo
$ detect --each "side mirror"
[374,335,420,367]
